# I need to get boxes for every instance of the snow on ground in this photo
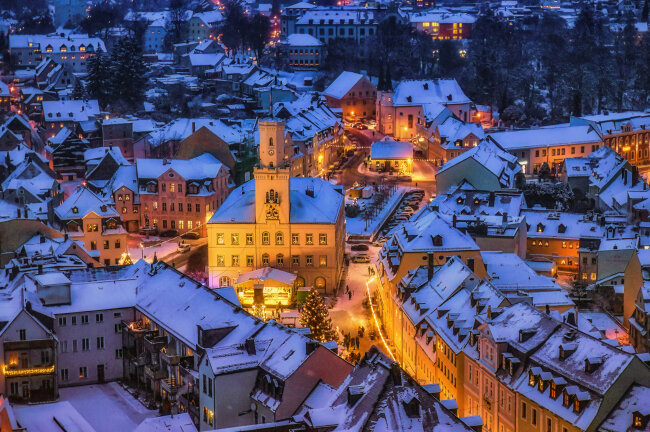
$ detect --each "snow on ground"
[330,261,375,354]
[59,382,157,432]
[346,187,408,236]
[411,160,438,183]
[127,233,194,263]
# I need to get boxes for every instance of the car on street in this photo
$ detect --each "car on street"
[352,255,371,263]
[177,242,191,253]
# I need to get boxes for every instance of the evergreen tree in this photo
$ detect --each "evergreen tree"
[109,37,148,108]
[300,289,337,342]
[86,52,111,106]
[72,79,86,100]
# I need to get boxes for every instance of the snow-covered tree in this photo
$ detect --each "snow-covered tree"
[300,289,337,342]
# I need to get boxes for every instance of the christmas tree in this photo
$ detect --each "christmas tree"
[300,289,337,342]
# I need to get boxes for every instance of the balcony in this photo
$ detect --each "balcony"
[161,377,184,394]
[160,347,181,366]
[3,364,56,377]
[123,320,149,336]
[144,333,167,351]
[4,339,55,351]
[144,364,166,381]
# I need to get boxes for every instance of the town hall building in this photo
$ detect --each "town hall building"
[207,121,345,307]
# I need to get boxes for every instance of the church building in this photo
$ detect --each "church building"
[207,121,345,303]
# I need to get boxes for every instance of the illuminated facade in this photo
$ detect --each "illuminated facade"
[207,121,345,295]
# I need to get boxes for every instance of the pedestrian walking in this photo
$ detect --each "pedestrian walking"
[355,337,360,350]
[348,291,352,300]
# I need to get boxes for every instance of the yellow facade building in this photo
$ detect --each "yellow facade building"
[207,121,345,302]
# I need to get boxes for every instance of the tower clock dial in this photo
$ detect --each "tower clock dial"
[268,149,275,155]
[266,204,279,220]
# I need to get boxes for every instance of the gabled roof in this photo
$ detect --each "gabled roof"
[136,153,225,180]
[42,100,100,123]
[323,71,366,99]
[55,186,117,220]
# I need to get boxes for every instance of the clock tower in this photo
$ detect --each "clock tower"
[255,120,291,223]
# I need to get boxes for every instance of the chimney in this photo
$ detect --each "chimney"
[427,252,434,281]
[502,212,508,224]
[488,191,495,206]
[306,340,319,355]
[452,214,457,228]
[545,304,550,315]
[37,264,43,274]
[632,166,639,186]
[567,312,576,326]
[16,208,21,218]
[390,362,402,386]
[244,337,256,355]
[192,121,196,133]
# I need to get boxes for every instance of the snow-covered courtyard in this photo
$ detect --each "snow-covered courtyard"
[58,382,157,432]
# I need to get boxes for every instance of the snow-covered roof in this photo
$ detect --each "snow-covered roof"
[294,345,474,431]
[84,146,129,166]
[134,413,197,432]
[438,140,521,188]
[522,209,605,240]
[391,79,471,106]
[370,137,413,160]
[209,177,343,224]
[188,52,225,66]
[273,94,342,143]
[190,10,224,25]
[284,33,324,47]
[9,34,106,52]
[13,401,95,432]
[1,159,57,200]
[487,125,601,150]
[55,186,117,220]
[409,11,477,24]
[296,9,377,25]
[136,153,225,180]
[600,384,650,432]
[42,100,100,123]
[322,71,366,99]
[236,267,297,286]
[148,118,241,146]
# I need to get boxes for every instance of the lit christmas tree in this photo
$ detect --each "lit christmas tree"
[300,289,337,342]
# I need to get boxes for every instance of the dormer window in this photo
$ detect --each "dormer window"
[456,197,463,204]
[528,370,536,387]
[550,382,557,399]
[585,357,603,374]
[633,411,648,428]
[558,224,566,233]
[563,391,571,407]
[72,206,78,214]
[537,223,545,233]
[432,235,443,247]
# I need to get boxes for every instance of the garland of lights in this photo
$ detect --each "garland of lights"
[3,364,55,377]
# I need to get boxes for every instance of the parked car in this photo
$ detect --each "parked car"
[177,242,191,253]
[181,232,200,240]
[351,244,370,251]
[352,255,371,263]
[160,230,179,237]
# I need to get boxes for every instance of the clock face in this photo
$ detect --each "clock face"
[266,204,279,220]
[268,149,275,155]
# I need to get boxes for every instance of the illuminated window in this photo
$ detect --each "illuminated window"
[216,255,224,266]
[231,233,239,245]
[306,234,313,245]
[246,233,254,245]
[262,254,270,266]
[216,233,224,244]
[291,233,299,245]
[262,232,270,245]
[276,232,284,245]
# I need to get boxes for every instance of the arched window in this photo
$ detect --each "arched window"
[275,231,283,245]
[262,254,270,266]
[219,276,231,287]
[269,138,274,147]
[314,277,326,290]
[276,254,284,266]
[295,277,306,288]
[262,232,270,245]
